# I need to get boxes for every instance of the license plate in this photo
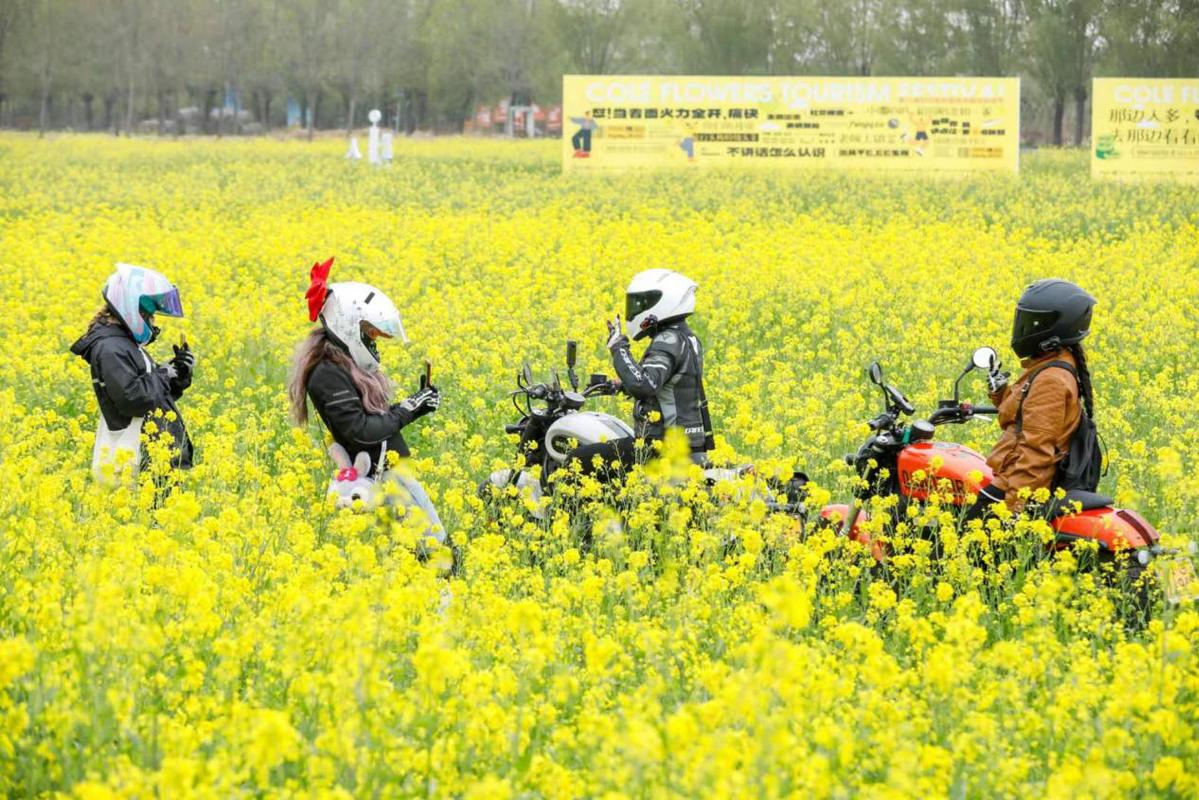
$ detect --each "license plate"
[1160,558,1199,605]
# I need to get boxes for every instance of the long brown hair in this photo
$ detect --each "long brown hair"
[88,305,121,330]
[289,328,393,425]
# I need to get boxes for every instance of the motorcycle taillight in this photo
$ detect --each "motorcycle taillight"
[1116,509,1160,544]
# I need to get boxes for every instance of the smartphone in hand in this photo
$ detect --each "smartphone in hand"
[420,359,432,390]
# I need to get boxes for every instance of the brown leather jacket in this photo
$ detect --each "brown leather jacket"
[986,350,1081,508]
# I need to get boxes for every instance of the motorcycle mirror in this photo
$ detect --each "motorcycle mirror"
[972,346,998,371]
[566,340,579,390]
[552,368,562,390]
[521,362,533,386]
[868,361,883,386]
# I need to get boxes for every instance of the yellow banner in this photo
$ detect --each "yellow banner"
[563,75,1020,174]
[1092,78,1199,182]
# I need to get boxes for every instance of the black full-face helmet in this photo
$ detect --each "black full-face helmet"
[1010,279,1096,359]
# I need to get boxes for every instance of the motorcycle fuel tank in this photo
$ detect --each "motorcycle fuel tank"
[544,412,635,464]
[897,441,993,504]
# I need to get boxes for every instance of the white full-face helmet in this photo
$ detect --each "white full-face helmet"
[625,268,698,340]
[306,258,407,373]
[103,262,184,345]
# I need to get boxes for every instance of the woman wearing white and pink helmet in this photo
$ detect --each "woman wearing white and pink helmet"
[71,262,195,483]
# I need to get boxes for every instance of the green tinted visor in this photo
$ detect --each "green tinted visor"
[138,289,184,318]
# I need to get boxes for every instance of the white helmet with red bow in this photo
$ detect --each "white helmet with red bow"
[305,257,406,373]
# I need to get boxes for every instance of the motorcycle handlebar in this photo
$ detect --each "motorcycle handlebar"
[868,412,896,431]
[583,381,618,398]
[504,423,524,434]
[928,403,1000,425]
[928,406,961,425]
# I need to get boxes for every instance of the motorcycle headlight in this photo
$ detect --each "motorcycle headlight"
[1136,549,1151,566]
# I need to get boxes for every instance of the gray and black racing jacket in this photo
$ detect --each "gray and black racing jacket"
[610,319,714,453]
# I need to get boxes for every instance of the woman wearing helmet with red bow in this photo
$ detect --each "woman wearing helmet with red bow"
[288,258,445,544]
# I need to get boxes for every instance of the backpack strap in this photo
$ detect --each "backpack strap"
[1015,360,1078,435]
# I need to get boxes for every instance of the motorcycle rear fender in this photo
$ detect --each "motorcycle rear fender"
[1052,507,1159,551]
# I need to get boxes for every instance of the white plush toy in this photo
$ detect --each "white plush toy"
[327,443,376,509]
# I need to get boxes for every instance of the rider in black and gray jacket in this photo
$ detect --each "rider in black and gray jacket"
[568,269,714,477]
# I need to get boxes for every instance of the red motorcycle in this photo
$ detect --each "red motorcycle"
[798,347,1197,604]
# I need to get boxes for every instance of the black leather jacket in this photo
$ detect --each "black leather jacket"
[71,322,193,468]
[611,319,714,453]
[306,359,421,478]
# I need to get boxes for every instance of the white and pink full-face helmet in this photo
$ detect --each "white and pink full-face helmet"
[102,263,184,344]
[306,257,406,373]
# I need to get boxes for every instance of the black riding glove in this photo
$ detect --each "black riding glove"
[171,343,196,382]
[393,386,441,422]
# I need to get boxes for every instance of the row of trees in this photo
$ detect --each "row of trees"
[0,0,1195,143]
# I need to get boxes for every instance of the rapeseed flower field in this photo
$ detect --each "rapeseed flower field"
[1,134,1198,797]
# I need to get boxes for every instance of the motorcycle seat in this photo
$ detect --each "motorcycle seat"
[1048,489,1113,515]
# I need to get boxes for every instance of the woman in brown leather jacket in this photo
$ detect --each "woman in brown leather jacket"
[970,279,1097,516]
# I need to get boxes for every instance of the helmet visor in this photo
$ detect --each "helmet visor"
[360,320,393,360]
[1012,307,1059,343]
[140,288,184,318]
[361,320,393,341]
[627,290,662,322]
